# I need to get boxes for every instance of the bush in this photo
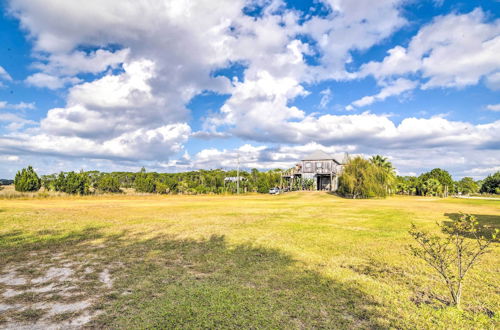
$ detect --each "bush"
[96,175,121,193]
[14,166,41,192]
[54,171,90,195]
[409,213,497,307]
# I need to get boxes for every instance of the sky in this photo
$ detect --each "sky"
[0,0,499,179]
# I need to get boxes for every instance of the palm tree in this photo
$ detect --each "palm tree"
[369,155,396,194]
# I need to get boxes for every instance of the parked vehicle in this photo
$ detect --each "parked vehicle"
[269,187,280,194]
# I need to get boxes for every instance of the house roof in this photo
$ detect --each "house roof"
[302,150,335,161]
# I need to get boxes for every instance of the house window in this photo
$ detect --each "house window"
[316,162,322,168]
[305,162,312,171]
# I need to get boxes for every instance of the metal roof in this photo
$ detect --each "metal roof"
[301,150,344,164]
[302,150,335,160]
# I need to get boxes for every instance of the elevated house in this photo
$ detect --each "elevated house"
[281,150,345,191]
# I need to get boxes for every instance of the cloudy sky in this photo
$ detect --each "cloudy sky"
[0,0,499,179]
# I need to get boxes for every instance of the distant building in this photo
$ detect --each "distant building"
[282,150,345,191]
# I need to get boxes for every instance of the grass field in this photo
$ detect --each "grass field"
[0,191,499,329]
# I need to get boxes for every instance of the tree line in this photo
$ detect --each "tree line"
[336,156,498,198]
[11,166,282,195]
[9,160,500,197]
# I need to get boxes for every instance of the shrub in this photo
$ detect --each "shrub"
[409,213,497,307]
[14,166,41,192]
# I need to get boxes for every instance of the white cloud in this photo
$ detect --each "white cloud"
[351,78,418,108]
[211,106,500,150]
[303,0,407,79]
[0,101,35,110]
[359,9,500,89]
[0,112,37,131]
[6,155,19,162]
[40,59,186,140]
[486,104,500,112]
[0,66,13,81]
[485,71,500,90]
[0,123,190,161]
[33,48,129,76]
[25,73,82,90]
[205,69,307,141]
[319,88,332,109]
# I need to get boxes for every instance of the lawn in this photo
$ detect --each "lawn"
[0,192,498,329]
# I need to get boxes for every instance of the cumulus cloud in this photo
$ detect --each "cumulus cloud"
[25,73,82,90]
[359,9,500,89]
[303,0,407,79]
[33,48,129,76]
[0,123,190,161]
[40,59,184,141]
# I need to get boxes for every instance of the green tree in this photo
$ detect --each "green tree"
[338,156,388,198]
[456,177,479,195]
[96,174,121,193]
[418,168,453,195]
[53,171,90,195]
[479,172,500,194]
[14,166,41,192]
[63,172,90,195]
[421,178,442,196]
[370,155,396,194]
[134,168,156,193]
[395,176,418,195]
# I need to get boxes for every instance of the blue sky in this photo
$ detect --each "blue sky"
[0,0,499,179]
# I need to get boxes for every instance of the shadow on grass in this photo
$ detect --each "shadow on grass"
[0,227,387,329]
[443,213,500,240]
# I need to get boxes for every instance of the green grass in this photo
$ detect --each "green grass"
[0,192,499,328]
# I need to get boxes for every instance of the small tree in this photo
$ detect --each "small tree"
[409,213,497,307]
[456,177,478,195]
[96,174,121,193]
[134,168,156,193]
[14,166,41,192]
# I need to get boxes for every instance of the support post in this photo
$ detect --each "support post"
[237,154,240,194]
[330,172,333,191]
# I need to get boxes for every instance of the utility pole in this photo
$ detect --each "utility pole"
[236,154,240,194]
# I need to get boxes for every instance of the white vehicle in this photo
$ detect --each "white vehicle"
[269,187,280,194]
